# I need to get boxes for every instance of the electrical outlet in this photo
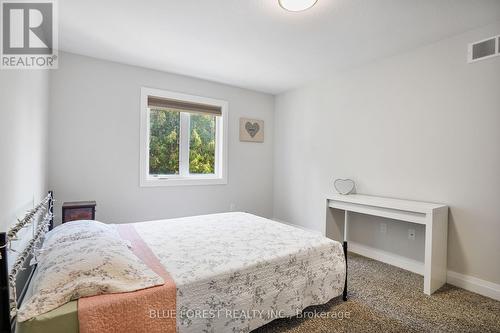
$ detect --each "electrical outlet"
[380,223,387,234]
[408,229,416,240]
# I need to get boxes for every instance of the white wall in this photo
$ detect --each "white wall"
[274,22,500,284]
[0,70,50,231]
[49,52,274,224]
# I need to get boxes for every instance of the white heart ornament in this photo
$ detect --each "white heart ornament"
[334,179,355,195]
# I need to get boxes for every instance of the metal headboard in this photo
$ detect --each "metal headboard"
[0,191,54,333]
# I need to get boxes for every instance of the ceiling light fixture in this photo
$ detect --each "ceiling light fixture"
[279,0,318,12]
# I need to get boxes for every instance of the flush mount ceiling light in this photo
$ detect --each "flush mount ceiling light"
[279,0,318,12]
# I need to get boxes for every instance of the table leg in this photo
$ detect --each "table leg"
[424,207,448,295]
[344,210,349,242]
[343,211,348,301]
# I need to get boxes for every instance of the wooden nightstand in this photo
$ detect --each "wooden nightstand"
[62,201,96,223]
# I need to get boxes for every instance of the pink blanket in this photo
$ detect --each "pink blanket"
[78,224,176,333]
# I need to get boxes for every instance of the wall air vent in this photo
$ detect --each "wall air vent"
[467,35,500,63]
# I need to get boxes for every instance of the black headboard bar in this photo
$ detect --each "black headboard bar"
[0,232,10,333]
[48,190,54,230]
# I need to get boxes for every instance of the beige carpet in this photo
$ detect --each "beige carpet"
[254,253,500,333]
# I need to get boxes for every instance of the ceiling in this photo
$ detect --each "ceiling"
[59,0,500,94]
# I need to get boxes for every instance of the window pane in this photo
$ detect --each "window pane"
[149,108,180,175]
[189,114,216,174]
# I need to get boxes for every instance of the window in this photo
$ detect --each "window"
[140,87,228,186]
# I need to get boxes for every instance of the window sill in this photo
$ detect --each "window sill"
[140,176,227,187]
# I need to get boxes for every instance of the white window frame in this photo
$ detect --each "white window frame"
[140,87,228,187]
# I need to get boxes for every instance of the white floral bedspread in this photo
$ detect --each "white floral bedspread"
[131,212,346,333]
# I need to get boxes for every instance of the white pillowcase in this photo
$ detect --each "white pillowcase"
[18,236,164,322]
[42,220,121,250]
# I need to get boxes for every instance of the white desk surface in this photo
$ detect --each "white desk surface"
[328,193,446,214]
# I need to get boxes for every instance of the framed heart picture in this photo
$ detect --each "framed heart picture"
[240,118,264,142]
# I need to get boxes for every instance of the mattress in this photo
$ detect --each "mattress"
[16,301,77,333]
[17,212,346,333]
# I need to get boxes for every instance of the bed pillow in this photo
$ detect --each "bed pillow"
[17,236,164,322]
[42,220,121,249]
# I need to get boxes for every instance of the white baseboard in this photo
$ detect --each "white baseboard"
[272,218,322,234]
[446,270,500,301]
[348,241,425,275]
[272,217,500,301]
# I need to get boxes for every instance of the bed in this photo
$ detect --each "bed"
[1,192,347,333]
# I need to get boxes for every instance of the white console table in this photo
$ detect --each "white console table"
[327,194,448,295]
